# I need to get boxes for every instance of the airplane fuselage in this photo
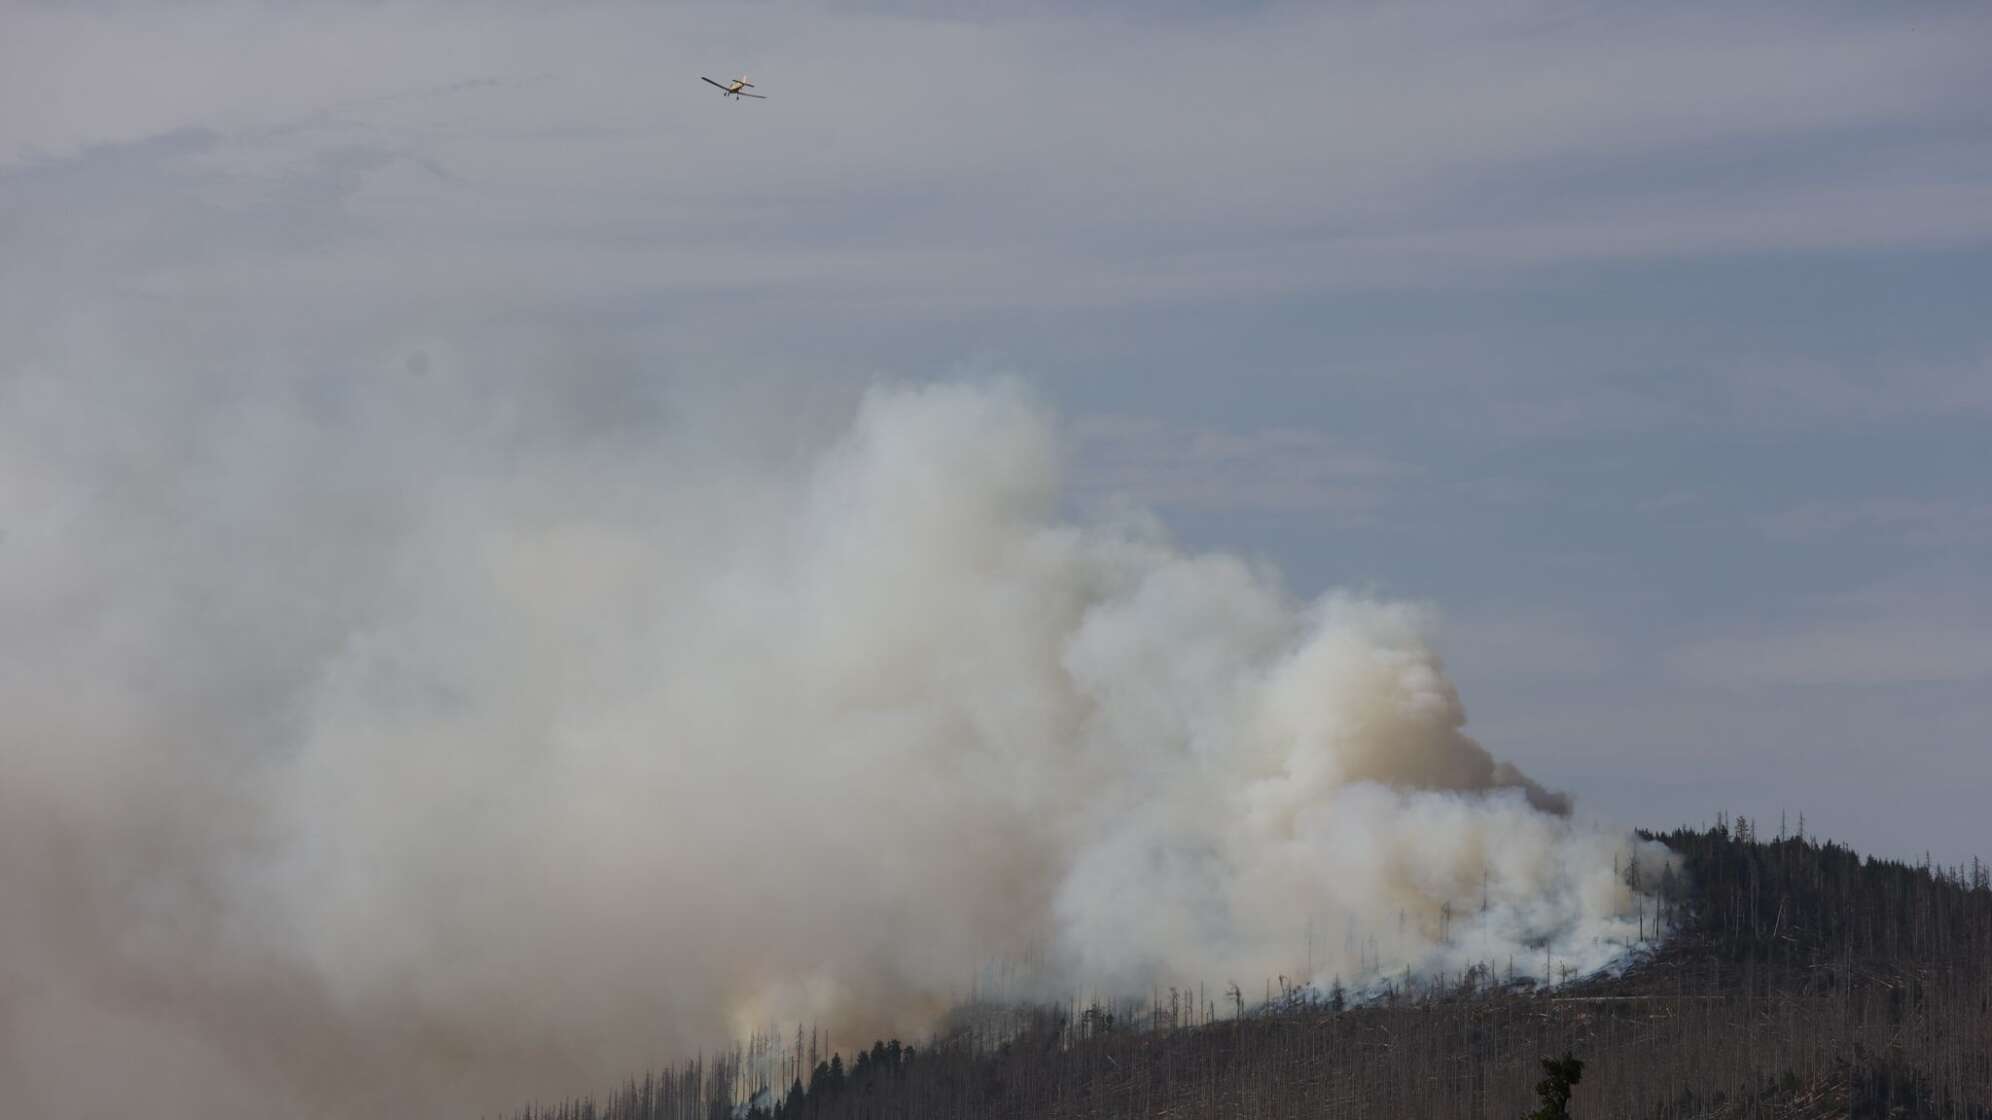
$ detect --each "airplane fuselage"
[700,75,765,100]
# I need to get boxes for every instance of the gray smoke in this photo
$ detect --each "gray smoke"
[1,359,1669,1116]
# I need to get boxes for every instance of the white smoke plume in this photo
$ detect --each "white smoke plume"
[1,360,1669,1116]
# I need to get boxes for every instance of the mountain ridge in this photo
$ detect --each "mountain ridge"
[509,821,1992,1119]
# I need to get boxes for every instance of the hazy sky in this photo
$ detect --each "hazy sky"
[5,0,1990,866]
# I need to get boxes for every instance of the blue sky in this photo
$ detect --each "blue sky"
[5,0,1990,863]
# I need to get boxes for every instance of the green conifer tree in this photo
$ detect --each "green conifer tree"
[1525,1052,1584,1120]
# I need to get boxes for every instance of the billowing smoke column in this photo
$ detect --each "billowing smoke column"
[0,370,1668,1118]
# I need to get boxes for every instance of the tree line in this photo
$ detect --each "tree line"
[510,820,1992,1119]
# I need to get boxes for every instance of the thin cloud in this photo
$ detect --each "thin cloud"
[1668,570,1992,688]
[1435,606,1615,683]
[1705,352,1992,430]
[1670,622,1992,688]
[1760,497,1992,550]
[1070,415,1406,519]
[6,1,1990,313]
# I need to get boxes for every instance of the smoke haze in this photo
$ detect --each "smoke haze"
[1,355,1669,1116]
[14,4,1992,1111]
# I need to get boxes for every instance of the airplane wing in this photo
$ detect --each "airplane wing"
[735,92,767,99]
[700,77,731,90]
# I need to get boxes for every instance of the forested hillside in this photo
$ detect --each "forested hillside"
[511,822,1992,1119]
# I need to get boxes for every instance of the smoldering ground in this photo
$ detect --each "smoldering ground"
[2,348,1670,1116]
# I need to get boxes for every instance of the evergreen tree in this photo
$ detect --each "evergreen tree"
[1525,1052,1584,1120]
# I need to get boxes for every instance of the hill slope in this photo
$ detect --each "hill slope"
[512,823,1992,1119]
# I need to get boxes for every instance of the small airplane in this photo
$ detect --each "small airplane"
[700,75,766,100]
